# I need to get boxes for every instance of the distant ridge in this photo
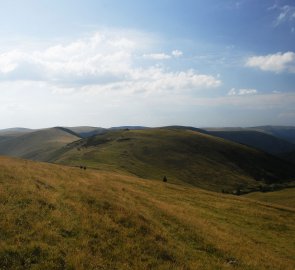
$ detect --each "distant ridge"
[109,126,148,130]
[55,126,82,138]
[206,129,295,156]
[0,127,80,161]
[65,126,107,138]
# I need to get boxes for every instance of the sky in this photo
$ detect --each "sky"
[0,0,295,128]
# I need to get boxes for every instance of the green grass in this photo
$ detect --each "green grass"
[53,128,295,193]
[0,156,294,269]
[244,188,295,208]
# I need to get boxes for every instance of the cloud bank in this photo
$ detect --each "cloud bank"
[0,31,220,95]
[246,52,295,73]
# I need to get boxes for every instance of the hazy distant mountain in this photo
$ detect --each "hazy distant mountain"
[66,126,107,138]
[0,127,80,161]
[0,127,34,136]
[109,126,148,130]
[205,129,295,156]
[249,126,295,144]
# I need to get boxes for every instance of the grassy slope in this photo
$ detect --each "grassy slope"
[244,188,295,208]
[0,156,294,270]
[53,128,295,192]
[207,130,295,155]
[0,127,80,161]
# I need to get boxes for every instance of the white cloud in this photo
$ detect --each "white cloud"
[246,52,295,73]
[143,53,171,60]
[0,31,220,94]
[171,50,183,57]
[273,5,295,26]
[143,49,183,60]
[228,88,257,96]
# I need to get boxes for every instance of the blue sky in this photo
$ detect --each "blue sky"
[0,0,295,128]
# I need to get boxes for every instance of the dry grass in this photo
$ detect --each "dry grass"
[0,156,294,269]
[244,188,295,208]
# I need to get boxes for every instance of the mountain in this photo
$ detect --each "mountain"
[250,126,295,144]
[0,155,294,270]
[0,127,34,134]
[205,130,295,156]
[0,127,35,142]
[0,127,80,161]
[52,128,295,193]
[109,126,148,130]
[65,126,107,138]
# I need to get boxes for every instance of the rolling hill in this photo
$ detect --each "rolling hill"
[205,130,295,156]
[0,155,294,270]
[52,128,295,193]
[65,126,107,138]
[0,128,35,143]
[0,127,80,161]
[250,126,295,144]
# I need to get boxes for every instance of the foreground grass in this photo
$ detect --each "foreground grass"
[244,188,295,208]
[0,156,294,269]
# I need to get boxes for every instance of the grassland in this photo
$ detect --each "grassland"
[0,156,294,269]
[53,128,295,193]
[0,127,80,161]
[244,188,295,208]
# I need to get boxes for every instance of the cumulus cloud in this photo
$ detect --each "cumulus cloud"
[228,88,257,96]
[246,52,295,73]
[0,32,219,94]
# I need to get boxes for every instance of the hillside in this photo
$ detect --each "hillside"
[52,128,295,193]
[65,126,107,138]
[280,151,295,163]
[0,156,294,270]
[206,130,295,156]
[0,127,80,161]
[0,128,35,143]
[0,127,34,136]
[244,188,295,208]
[250,126,295,144]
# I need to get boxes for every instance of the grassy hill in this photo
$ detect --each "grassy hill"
[244,188,295,208]
[52,128,295,193]
[0,127,34,136]
[206,130,295,156]
[0,127,80,161]
[0,156,294,270]
[0,128,35,143]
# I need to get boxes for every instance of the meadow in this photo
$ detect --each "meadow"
[0,156,294,269]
